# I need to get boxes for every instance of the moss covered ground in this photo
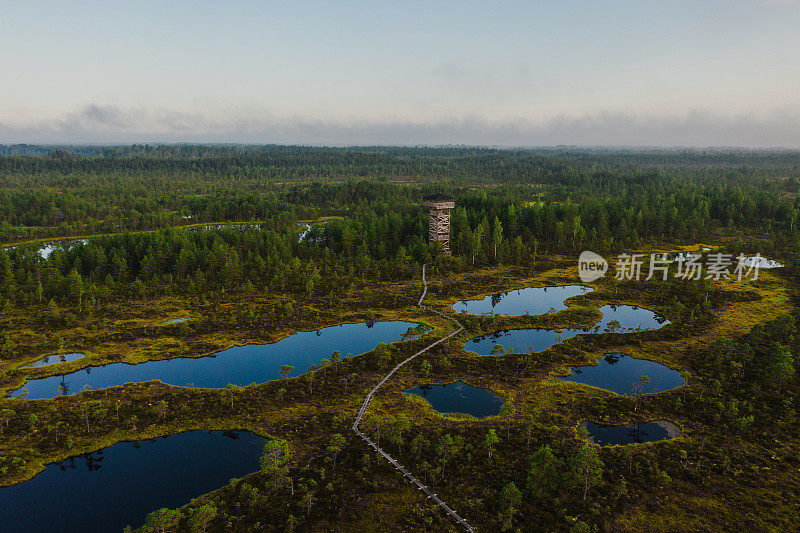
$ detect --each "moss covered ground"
[0,255,797,531]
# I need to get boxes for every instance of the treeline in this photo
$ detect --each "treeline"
[454,179,800,255]
[2,144,799,173]
[2,145,799,185]
[0,213,430,313]
[2,176,800,310]
[0,147,567,181]
[0,180,422,242]
[2,166,800,247]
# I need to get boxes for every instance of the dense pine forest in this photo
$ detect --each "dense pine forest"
[1,146,798,308]
[0,146,798,532]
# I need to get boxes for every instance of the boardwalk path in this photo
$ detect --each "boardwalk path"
[352,265,475,532]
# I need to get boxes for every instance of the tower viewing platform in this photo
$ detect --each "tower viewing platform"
[424,193,455,255]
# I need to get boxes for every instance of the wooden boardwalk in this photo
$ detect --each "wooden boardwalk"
[352,265,475,532]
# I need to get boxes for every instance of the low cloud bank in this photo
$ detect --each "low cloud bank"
[1,105,798,147]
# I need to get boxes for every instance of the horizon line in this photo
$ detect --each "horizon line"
[2,143,800,152]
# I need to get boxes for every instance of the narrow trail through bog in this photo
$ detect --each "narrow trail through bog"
[352,265,474,532]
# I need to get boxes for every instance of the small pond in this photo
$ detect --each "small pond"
[23,352,86,368]
[38,243,60,260]
[661,249,711,261]
[559,353,685,395]
[161,317,190,325]
[4,239,88,261]
[466,304,667,355]
[0,430,265,533]
[298,220,332,243]
[196,223,261,231]
[741,256,783,269]
[467,328,588,356]
[298,223,312,241]
[662,252,782,269]
[404,381,503,418]
[10,320,418,399]
[594,305,669,332]
[584,420,681,446]
[451,285,593,316]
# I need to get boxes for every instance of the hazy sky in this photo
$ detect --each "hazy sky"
[1,0,799,146]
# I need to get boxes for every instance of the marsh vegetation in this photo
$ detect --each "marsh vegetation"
[0,146,798,532]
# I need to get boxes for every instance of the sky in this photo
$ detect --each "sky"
[1,0,799,146]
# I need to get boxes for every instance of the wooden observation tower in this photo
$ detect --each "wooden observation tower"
[424,194,455,255]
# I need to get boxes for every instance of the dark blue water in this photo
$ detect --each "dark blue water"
[465,304,667,355]
[560,353,685,395]
[23,353,85,368]
[584,421,680,445]
[466,328,589,355]
[452,285,592,316]
[404,381,504,418]
[593,305,669,332]
[11,321,417,399]
[0,430,265,533]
